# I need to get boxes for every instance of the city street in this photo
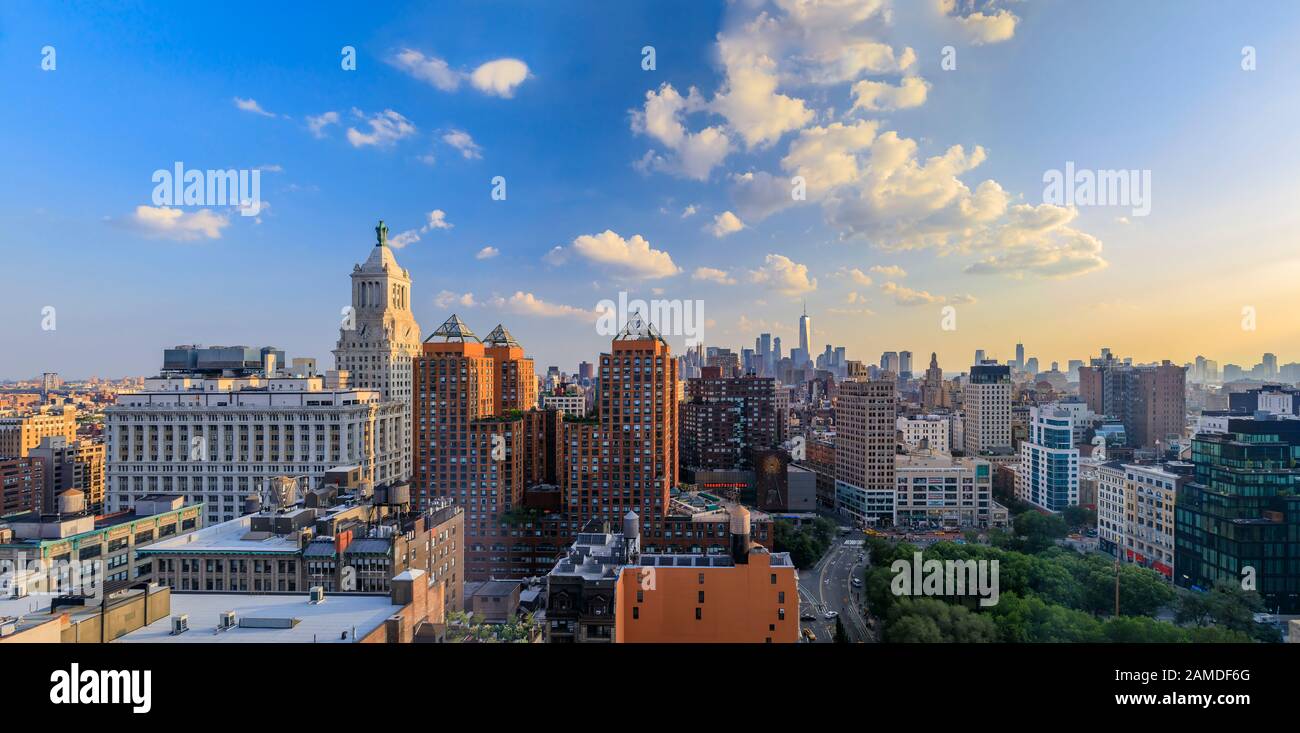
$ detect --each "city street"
[798,530,874,643]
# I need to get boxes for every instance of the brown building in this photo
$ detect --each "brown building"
[680,373,778,474]
[0,406,77,458]
[0,456,44,516]
[801,434,837,510]
[562,316,679,549]
[29,436,106,513]
[1078,355,1186,449]
[834,379,897,525]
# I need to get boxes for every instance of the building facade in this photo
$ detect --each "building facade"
[835,379,897,526]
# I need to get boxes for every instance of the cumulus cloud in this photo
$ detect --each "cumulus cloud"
[870,264,907,278]
[850,76,930,111]
[421,209,453,231]
[476,246,499,260]
[548,230,680,280]
[306,111,340,138]
[470,58,530,97]
[937,0,1019,45]
[710,211,745,237]
[389,229,420,249]
[233,97,277,118]
[434,290,477,308]
[632,84,731,180]
[834,267,874,287]
[879,281,975,306]
[346,109,417,148]
[490,291,596,321]
[693,267,737,285]
[390,49,532,97]
[730,170,800,222]
[118,206,229,241]
[442,129,482,159]
[749,253,818,296]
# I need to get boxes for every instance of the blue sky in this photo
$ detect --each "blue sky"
[4,0,1300,379]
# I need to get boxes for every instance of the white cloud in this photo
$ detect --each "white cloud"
[120,206,229,241]
[631,83,731,180]
[937,0,1019,45]
[834,267,873,287]
[346,109,417,148]
[389,229,420,249]
[712,17,815,149]
[731,170,799,222]
[879,281,975,306]
[870,264,907,278]
[490,291,595,321]
[476,246,499,260]
[710,210,745,237]
[389,49,462,91]
[470,58,530,97]
[233,97,277,118]
[681,204,698,218]
[551,230,680,280]
[693,267,737,285]
[850,76,930,112]
[434,290,477,308]
[421,209,453,231]
[390,50,531,98]
[306,111,340,138]
[749,253,818,296]
[442,129,482,159]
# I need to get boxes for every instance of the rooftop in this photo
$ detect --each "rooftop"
[117,591,397,643]
[135,513,302,555]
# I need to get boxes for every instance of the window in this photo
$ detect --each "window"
[698,590,705,603]
[695,607,702,620]
[632,607,639,620]
[770,573,777,585]
[778,591,785,603]
[778,608,785,620]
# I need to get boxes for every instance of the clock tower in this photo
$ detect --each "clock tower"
[333,220,423,482]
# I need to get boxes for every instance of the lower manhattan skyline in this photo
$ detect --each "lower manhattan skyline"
[5,1,1300,379]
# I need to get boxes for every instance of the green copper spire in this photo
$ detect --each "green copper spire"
[375,219,388,247]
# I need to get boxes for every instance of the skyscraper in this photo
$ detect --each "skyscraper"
[1015,342,1025,370]
[1078,354,1186,449]
[922,352,945,409]
[1017,404,1079,512]
[834,378,897,526]
[899,350,913,378]
[798,302,812,361]
[333,220,423,480]
[963,362,1012,456]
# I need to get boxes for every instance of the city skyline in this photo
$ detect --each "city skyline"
[6,1,1300,377]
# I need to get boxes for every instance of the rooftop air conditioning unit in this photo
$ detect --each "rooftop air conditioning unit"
[309,586,325,604]
[218,611,237,630]
[171,614,189,635]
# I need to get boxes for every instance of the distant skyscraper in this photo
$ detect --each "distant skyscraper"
[332,220,422,480]
[1263,352,1278,378]
[1015,342,1025,369]
[798,303,812,359]
[974,349,986,365]
[922,352,944,410]
[880,351,899,374]
[899,351,913,378]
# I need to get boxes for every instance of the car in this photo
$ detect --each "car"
[800,611,817,621]
[851,578,863,587]
[824,610,839,619]
[802,627,817,642]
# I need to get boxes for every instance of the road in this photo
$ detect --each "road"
[798,529,874,643]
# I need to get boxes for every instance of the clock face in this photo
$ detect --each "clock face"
[764,455,781,474]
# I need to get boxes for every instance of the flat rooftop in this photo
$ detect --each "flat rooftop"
[135,514,301,555]
[117,592,397,643]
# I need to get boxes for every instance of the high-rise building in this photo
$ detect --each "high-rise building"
[105,370,401,525]
[0,406,77,458]
[880,351,899,375]
[680,374,778,472]
[963,363,1012,456]
[899,351,913,379]
[332,220,423,481]
[834,379,897,525]
[1017,404,1079,512]
[921,352,945,409]
[0,456,43,515]
[1078,354,1186,449]
[29,436,106,513]
[563,315,678,538]
[1176,416,1300,613]
[798,304,812,361]
[1015,342,1025,370]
